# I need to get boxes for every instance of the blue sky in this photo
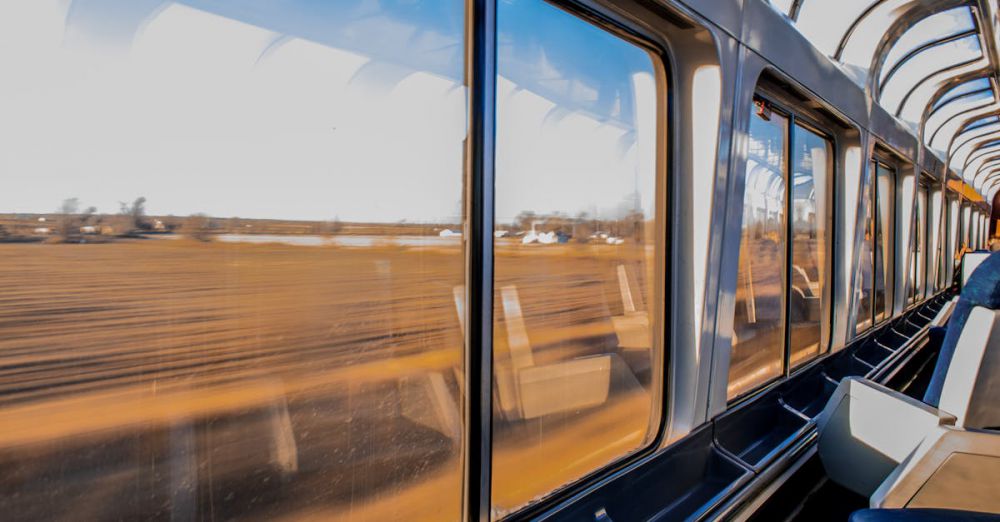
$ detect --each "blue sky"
[0,0,656,224]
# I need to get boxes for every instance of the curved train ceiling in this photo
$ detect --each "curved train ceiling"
[771,0,1000,202]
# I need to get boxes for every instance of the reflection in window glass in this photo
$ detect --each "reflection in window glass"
[854,165,875,334]
[729,107,788,399]
[0,1,468,520]
[492,1,661,516]
[789,126,830,369]
[874,163,895,322]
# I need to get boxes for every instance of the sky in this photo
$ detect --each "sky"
[0,0,657,224]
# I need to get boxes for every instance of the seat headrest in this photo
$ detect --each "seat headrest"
[924,251,1000,407]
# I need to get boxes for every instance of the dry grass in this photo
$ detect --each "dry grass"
[0,238,656,521]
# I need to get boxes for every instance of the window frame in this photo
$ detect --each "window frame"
[727,89,837,404]
[872,156,897,324]
[484,1,675,518]
[854,148,898,337]
[905,177,931,309]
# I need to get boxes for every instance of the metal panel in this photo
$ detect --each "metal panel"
[870,102,920,160]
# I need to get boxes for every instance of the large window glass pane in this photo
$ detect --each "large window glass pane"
[925,90,995,146]
[840,0,928,86]
[492,1,662,516]
[879,7,976,85]
[914,186,928,302]
[931,78,991,112]
[854,164,875,334]
[945,195,960,287]
[930,187,944,292]
[896,64,988,127]
[729,107,788,399]
[949,122,1000,168]
[0,1,467,520]
[926,97,996,155]
[879,34,982,115]
[874,163,895,322]
[789,125,830,368]
[962,204,972,252]
[795,0,879,56]
[969,211,979,250]
[983,214,989,247]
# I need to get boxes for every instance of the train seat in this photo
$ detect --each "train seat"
[815,252,1000,511]
[925,251,1000,407]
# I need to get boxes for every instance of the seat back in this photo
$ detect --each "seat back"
[924,251,1000,407]
[962,252,991,288]
[938,306,1000,429]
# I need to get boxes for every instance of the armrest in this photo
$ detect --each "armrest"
[873,426,1000,513]
[816,378,955,497]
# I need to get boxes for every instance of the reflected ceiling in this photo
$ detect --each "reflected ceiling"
[770,0,1000,201]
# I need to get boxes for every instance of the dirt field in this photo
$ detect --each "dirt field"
[0,237,656,521]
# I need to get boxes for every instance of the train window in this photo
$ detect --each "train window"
[854,160,894,333]
[491,0,662,516]
[976,212,989,248]
[874,163,895,322]
[908,184,928,304]
[938,193,951,290]
[729,99,833,398]
[729,105,788,398]
[947,195,960,285]
[969,208,975,249]
[930,187,944,292]
[962,204,972,252]
[788,125,830,369]
[854,165,876,333]
[0,1,468,520]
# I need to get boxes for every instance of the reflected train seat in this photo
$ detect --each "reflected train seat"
[495,285,610,421]
[493,285,641,421]
[815,252,1000,513]
[611,264,650,351]
[399,286,465,444]
[791,264,822,321]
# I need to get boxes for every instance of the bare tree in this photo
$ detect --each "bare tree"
[119,197,149,232]
[57,198,81,241]
[59,198,80,216]
[188,213,213,242]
